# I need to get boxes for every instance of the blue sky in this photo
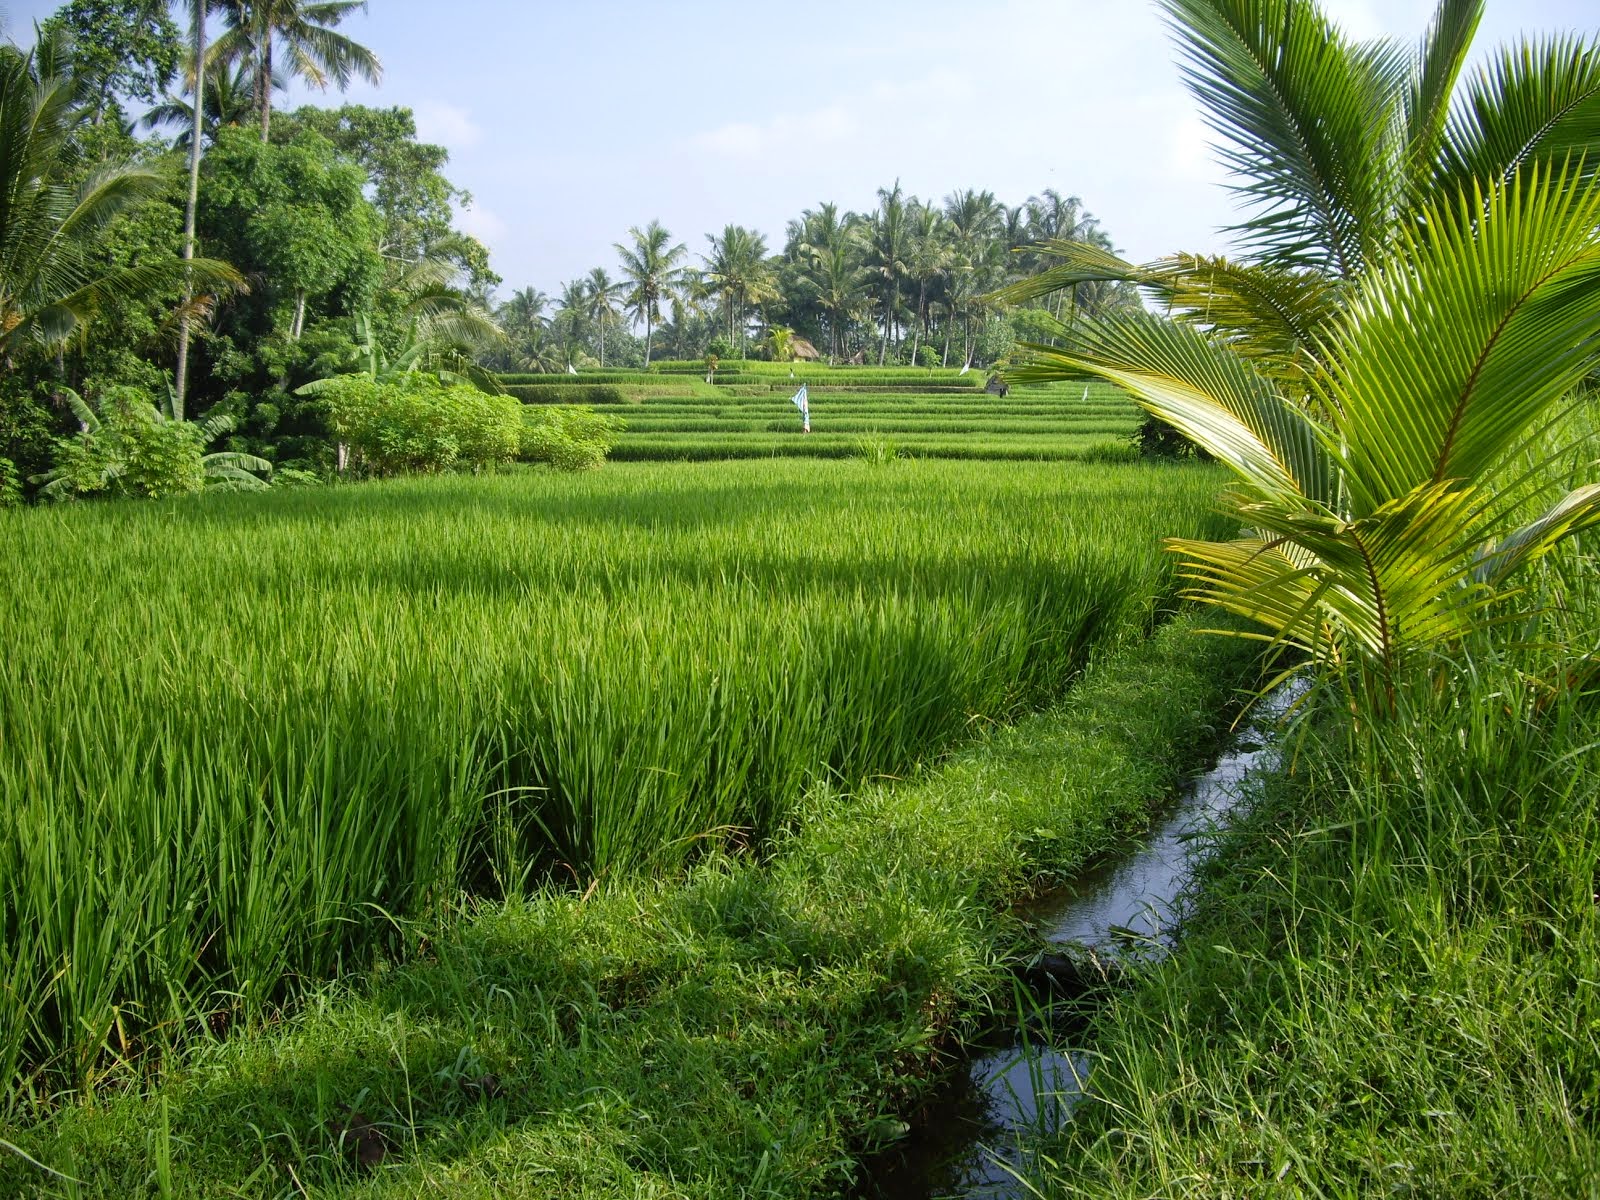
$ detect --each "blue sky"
[8,0,1598,299]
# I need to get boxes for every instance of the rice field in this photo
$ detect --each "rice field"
[0,457,1227,1102]
[510,364,1142,462]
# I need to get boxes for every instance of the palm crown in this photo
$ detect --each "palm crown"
[1006,0,1600,697]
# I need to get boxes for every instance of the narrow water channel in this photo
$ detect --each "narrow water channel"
[860,682,1301,1198]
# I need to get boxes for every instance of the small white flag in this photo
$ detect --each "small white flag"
[791,384,810,432]
[959,360,971,375]
[1082,386,1089,402]
[567,363,578,375]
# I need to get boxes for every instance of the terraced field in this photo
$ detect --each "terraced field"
[501,362,1143,461]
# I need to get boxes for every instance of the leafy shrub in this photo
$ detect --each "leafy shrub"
[520,405,626,471]
[319,374,522,477]
[0,457,21,507]
[1129,413,1207,460]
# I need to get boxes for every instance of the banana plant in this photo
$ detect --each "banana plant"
[32,387,272,498]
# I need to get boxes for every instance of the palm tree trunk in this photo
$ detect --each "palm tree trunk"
[878,287,891,366]
[258,35,272,142]
[291,291,306,339]
[174,0,206,423]
[644,315,653,367]
[598,319,605,368]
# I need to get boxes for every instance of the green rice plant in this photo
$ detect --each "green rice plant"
[859,431,900,465]
[0,614,1265,1197]
[502,383,627,405]
[0,459,1230,1104]
[610,433,1139,463]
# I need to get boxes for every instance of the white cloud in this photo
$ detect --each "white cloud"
[456,200,506,247]
[690,104,859,159]
[414,101,483,149]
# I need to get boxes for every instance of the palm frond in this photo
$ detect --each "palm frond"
[1323,162,1600,516]
[1404,0,1484,200]
[1160,0,1403,276]
[1472,483,1600,584]
[1010,310,1338,506]
[1433,34,1600,206]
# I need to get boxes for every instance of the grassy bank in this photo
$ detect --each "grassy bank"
[1028,621,1600,1194]
[0,615,1263,1198]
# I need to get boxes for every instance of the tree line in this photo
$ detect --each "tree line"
[0,0,1133,502]
[493,186,1137,375]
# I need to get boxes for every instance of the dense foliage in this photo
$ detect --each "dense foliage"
[0,2,1141,502]
[519,404,626,471]
[501,187,1137,375]
[318,372,521,476]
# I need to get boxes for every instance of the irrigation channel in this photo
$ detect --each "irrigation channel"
[862,681,1303,1199]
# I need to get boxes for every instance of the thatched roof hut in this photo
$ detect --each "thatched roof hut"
[791,336,821,361]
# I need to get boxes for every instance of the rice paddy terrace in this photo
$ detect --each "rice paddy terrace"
[0,456,1227,1102]
[498,361,1142,462]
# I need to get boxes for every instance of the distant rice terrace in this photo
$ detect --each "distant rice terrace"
[498,361,1143,462]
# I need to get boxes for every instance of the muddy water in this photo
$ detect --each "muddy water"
[860,684,1300,1199]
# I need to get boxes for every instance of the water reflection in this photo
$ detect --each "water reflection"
[860,682,1301,1198]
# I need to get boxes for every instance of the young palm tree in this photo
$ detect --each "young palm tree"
[614,220,687,367]
[1007,0,1600,698]
[211,0,381,142]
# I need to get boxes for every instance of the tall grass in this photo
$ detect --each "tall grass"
[1023,408,1600,1196]
[0,458,1229,1104]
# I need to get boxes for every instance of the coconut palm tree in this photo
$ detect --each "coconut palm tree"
[552,279,589,368]
[0,30,236,366]
[702,224,777,355]
[1006,0,1600,699]
[797,242,868,364]
[142,61,282,149]
[865,182,909,364]
[583,267,624,368]
[210,0,381,142]
[614,220,686,367]
[903,202,950,366]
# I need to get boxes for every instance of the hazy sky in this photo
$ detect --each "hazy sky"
[9,0,1598,298]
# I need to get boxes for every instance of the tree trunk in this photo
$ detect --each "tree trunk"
[598,319,605,367]
[173,0,206,423]
[878,285,891,366]
[291,292,306,339]
[258,36,272,142]
[644,315,653,367]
